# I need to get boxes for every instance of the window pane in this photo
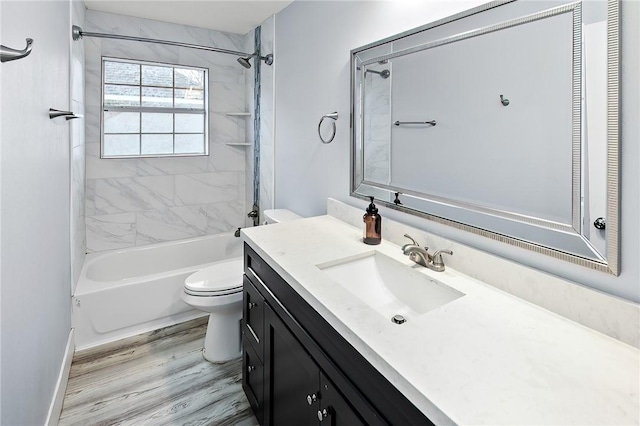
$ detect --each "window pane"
[104,112,140,133]
[175,113,204,133]
[175,68,205,89]
[142,65,173,87]
[104,84,140,107]
[175,88,204,109]
[104,134,140,156]
[104,61,140,85]
[141,134,173,155]
[102,59,208,158]
[142,113,173,133]
[142,86,173,107]
[175,134,205,154]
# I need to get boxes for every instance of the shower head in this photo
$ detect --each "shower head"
[366,69,391,79]
[237,53,274,69]
[237,55,253,69]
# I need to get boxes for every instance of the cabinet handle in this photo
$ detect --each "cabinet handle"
[317,408,329,421]
[248,302,258,309]
[247,365,255,373]
[306,393,318,405]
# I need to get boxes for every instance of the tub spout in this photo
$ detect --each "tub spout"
[234,228,241,238]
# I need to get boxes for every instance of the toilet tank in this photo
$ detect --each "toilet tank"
[263,209,302,224]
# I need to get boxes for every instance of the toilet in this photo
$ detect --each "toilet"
[181,208,301,363]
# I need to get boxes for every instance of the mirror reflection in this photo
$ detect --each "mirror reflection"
[351,0,618,274]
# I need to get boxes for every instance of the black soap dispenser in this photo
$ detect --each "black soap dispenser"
[363,196,382,245]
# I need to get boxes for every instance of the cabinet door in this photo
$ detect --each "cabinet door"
[265,305,320,426]
[318,372,366,426]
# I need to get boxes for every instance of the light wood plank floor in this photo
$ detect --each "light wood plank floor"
[59,318,258,426]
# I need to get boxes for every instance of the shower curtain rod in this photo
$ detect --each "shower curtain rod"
[71,25,251,58]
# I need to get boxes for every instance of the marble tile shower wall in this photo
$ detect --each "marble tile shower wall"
[363,68,391,185]
[84,11,252,252]
[71,0,86,287]
[244,29,256,225]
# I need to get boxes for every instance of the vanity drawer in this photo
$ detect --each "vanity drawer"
[243,276,264,358]
[245,246,271,287]
[242,337,264,424]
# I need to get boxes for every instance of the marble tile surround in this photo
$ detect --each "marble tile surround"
[363,68,391,184]
[84,10,252,252]
[327,198,640,348]
[244,29,256,228]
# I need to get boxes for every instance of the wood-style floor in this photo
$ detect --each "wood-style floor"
[59,317,258,426]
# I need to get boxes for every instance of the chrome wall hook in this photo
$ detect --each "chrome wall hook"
[500,94,510,106]
[318,112,338,144]
[49,108,83,121]
[1,38,34,63]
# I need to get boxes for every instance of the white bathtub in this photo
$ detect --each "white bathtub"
[73,233,243,350]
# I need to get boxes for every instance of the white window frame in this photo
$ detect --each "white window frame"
[100,57,209,159]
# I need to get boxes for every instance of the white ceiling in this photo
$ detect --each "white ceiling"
[84,1,292,35]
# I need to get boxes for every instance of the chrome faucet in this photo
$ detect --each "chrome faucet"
[402,234,453,272]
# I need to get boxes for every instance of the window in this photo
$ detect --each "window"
[101,58,208,158]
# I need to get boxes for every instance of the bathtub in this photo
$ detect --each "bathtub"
[73,233,243,350]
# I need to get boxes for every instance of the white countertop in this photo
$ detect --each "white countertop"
[242,216,640,425]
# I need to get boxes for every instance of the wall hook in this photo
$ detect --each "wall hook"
[500,95,510,106]
[49,108,83,121]
[1,38,34,63]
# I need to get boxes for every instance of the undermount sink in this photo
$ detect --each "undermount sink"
[317,251,464,322]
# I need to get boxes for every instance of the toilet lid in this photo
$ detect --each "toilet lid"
[184,258,243,296]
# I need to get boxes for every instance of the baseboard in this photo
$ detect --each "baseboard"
[46,328,75,426]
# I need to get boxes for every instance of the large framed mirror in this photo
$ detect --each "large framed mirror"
[350,0,619,274]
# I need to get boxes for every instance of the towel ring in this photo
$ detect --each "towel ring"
[318,111,338,144]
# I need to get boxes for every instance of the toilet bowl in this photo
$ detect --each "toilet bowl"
[181,258,243,363]
[182,209,302,363]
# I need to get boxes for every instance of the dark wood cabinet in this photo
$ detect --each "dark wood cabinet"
[242,338,264,424]
[242,244,433,426]
[318,371,366,426]
[242,275,264,355]
[266,305,321,425]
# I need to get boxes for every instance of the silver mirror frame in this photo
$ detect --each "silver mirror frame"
[349,0,620,275]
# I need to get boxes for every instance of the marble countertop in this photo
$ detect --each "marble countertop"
[242,216,639,425]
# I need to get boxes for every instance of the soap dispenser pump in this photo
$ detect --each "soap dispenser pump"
[363,196,382,245]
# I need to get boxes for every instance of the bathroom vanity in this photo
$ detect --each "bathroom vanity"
[241,215,639,425]
[242,243,430,425]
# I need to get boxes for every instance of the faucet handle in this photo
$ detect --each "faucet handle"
[432,249,453,267]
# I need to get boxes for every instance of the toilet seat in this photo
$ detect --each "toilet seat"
[184,258,243,297]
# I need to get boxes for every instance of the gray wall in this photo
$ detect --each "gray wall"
[0,1,74,423]
[274,0,640,303]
